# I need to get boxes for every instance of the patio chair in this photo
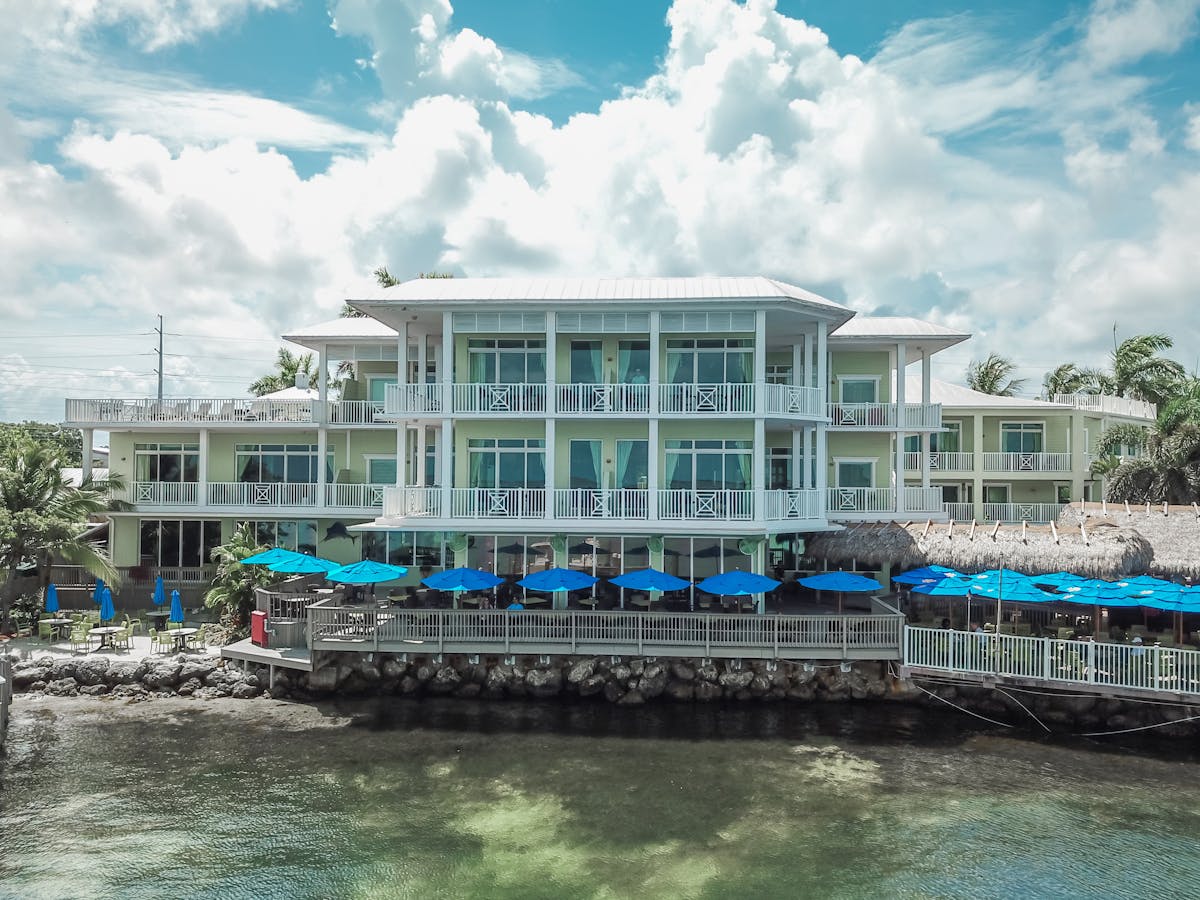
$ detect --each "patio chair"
[123,614,144,635]
[69,625,94,653]
[115,624,133,651]
[149,628,172,654]
[38,619,59,642]
[187,624,208,651]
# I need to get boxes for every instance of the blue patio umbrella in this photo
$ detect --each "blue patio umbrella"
[44,584,59,614]
[1057,580,1141,608]
[242,547,304,566]
[92,578,104,605]
[326,560,410,584]
[911,573,976,597]
[268,555,339,574]
[518,567,598,592]
[698,570,780,596]
[1124,581,1186,612]
[799,572,885,593]
[153,574,166,607]
[422,567,503,592]
[99,586,116,623]
[892,565,960,586]
[1031,571,1088,589]
[610,568,691,592]
[169,589,185,624]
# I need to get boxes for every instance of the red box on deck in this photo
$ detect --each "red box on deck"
[251,610,269,648]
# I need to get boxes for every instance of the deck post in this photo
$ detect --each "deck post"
[705,615,710,658]
[504,614,511,654]
[1043,636,1053,680]
[841,616,848,660]
[374,611,380,653]
[773,616,779,659]
[439,610,445,655]
[638,616,644,655]
[570,613,576,653]
[1154,647,1161,688]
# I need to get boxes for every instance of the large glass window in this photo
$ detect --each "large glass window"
[616,440,648,489]
[1001,423,1043,453]
[362,530,445,569]
[618,341,650,384]
[665,439,752,490]
[139,519,221,568]
[569,341,602,383]
[836,460,874,488]
[666,339,751,384]
[367,458,398,485]
[240,520,318,555]
[839,378,878,403]
[467,339,545,384]
[569,440,602,489]
[983,484,1010,503]
[236,444,331,484]
[905,422,961,453]
[468,439,546,488]
[767,364,792,385]
[368,377,397,403]
[768,447,791,489]
[135,443,199,483]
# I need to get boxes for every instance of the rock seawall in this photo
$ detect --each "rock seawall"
[7,654,266,700]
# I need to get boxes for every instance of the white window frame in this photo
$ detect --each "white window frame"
[837,375,881,404]
[364,454,399,485]
[833,457,876,488]
[982,483,1011,504]
[999,420,1046,454]
[366,375,398,404]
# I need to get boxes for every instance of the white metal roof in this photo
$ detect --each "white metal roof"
[833,316,970,341]
[282,317,398,342]
[907,376,1070,409]
[351,275,853,311]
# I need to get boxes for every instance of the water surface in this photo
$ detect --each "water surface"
[2,696,1198,899]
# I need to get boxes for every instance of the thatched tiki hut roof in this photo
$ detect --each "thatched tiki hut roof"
[1067,501,1200,581]
[805,518,1154,580]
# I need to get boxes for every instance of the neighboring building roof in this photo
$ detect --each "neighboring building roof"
[906,376,1071,410]
[832,316,970,342]
[259,386,320,400]
[351,275,852,312]
[62,468,109,488]
[282,317,398,342]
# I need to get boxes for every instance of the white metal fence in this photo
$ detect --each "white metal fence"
[659,383,755,414]
[325,484,386,509]
[903,451,974,472]
[982,502,1064,524]
[206,482,319,506]
[904,626,1200,695]
[982,452,1072,473]
[556,383,650,414]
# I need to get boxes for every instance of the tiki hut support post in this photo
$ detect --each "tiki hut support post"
[991,521,1001,541]
[1021,520,1028,543]
[1050,519,1059,544]
[922,520,931,538]
[969,520,977,540]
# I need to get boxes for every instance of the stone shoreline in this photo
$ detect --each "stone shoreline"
[7,649,1200,738]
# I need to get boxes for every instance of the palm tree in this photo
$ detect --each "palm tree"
[205,524,277,630]
[248,347,317,396]
[1041,362,1102,399]
[1107,333,1185,407]
[966,353,1026,397]
[0,441,124,630]
[1098,419,1200,505]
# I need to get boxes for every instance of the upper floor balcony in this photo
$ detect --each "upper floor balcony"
[902,451,1074,474]
[903,451,974,473]
[826,486,944,519]
[381,486,824,530]
[115,481,385,514]
[64,398,389,429]
[383,382,825,419]
[1053,393,1156,420]
[827,402,941,430]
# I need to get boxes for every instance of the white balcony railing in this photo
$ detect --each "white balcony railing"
[383,383,444,416]
[944,502,974,521]
[452,487,547,518]
[827,487,894,513]
[553,488,650,519]
[982,502,1064,524]
[763,489,822,521]
[328,400,386,425]
[65,398,316,425]
[903,486,944,513]
[383,487,442,518]
[555,383,650,414]
[762,383,823,418]
[127,482,200,505]
[827,402,942,429]
[453,383,547,414]
[1053,394,1157,420]
[207,482,319,507]
[325,484,385,509]
[659,383,755,414]
[903,451,974,472]
[982,452,1072,473]
[659,489,754,520]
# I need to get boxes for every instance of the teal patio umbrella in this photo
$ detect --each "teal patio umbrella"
[242,547,304,566]
[92,578,105,606]
[99,586,116,623]
[268,555,339,575]
[169,589,185,625]
[44,584,59,615]
[153,574,166,608]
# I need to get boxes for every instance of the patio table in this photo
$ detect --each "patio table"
[166,627,198,652]
[41,618,73,639]
[89,625,125,650]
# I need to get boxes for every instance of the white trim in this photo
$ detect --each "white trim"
[981,482,1011,503]
[998,419,1047,452]
[836,374,881,403]
[833,457,877,488]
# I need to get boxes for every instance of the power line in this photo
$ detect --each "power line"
[0,331,153,339]
[162,332,280,343]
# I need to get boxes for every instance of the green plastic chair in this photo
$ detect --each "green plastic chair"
[123,615,145,635]
[187,624,208,652]
[38,619,58,642]
[69,625,93,653]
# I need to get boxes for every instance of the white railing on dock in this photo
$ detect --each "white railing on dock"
[556,383,650,414]
[308,608,904,659]
[982,452,1072,473]
[904,626,1200,696]
[207,482,319,507]
[659,383,754,414]
[553,488,650,519]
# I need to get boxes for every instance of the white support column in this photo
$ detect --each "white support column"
[545,311,557,414]
[801,426,812,489]
[441,311,453,412]
[920,351,931,490]
[397,321,408,384]
[791,428,803,489]
[802,332,813,388]
[544,419,555,522]
[397,426,408,490]
[415,426,427,488]
[317,426,328,508]
[416,331,428,392]
[816,322,828,413]
[396,321,408,491]
[753,417,766,520]
[754,309,767,415]
[648,418,659,521]
[81,428,94,481]
[972,414,984,522]
[648,311,661,415]
[440,311,453,519]
[198,428,208,505]
[792,341,803,388]
[895,341,907,516]
[815,424,827,509]
[440,419,452,516]
[317,344,328,424]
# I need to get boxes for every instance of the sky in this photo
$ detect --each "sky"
[2,0,1200,422]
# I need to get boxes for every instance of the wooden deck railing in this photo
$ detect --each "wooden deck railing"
[904,626,1200,696]
[307,608,905,660]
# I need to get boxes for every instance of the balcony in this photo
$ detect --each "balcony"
[381,487,824,525]
[324,484,385,510]
[381,382,826,419]
[827,402,941,430]
[1053,394,1156,419]
[982,502,1064,524]
[826,486,944,517]
[982,452,1071,473]
[115,481,384,512]
[903,451,974,472]
[64,398,390,427]
[124,482,200,505]
[207,482,319,507]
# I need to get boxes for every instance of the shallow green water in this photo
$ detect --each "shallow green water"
[2,697,1199,899]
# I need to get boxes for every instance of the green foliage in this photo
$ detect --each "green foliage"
[248,347,317,397]
[1106,332,1185,407]
[966,353,1026,397]
[205,524,276,630]
[1041,363,1102,399]
[1098,404,1200,505]
[374,267,453,288]
[0,439,123,629]
[0,423,82,466]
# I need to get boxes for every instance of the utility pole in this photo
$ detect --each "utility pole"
[155,314,164,401]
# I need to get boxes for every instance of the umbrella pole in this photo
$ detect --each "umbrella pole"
[1094,604,1101,640]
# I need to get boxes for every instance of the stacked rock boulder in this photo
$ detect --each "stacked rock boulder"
[6,653,268,701]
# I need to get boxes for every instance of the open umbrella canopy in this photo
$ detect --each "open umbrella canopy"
[1123,580,1187,611]
[422,567,502,591]
[99,586,116,623]
[798,572,884,593]
[44,584,59,614]
[911,573,977,597]
[892,565,960,586]
[971,578,1056,603]
[92,578,105,605]
[326,560,409,584]
[496,542,530,555]
[1031,571,1089,589]
[610,568,691,592]
[1056,579,1142,608]
[169,589,184,624]
[518,567,598,592]
[268,555,339,574]
[242,547,305,566]
[698,570,780,596]
[153,574,166,607]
